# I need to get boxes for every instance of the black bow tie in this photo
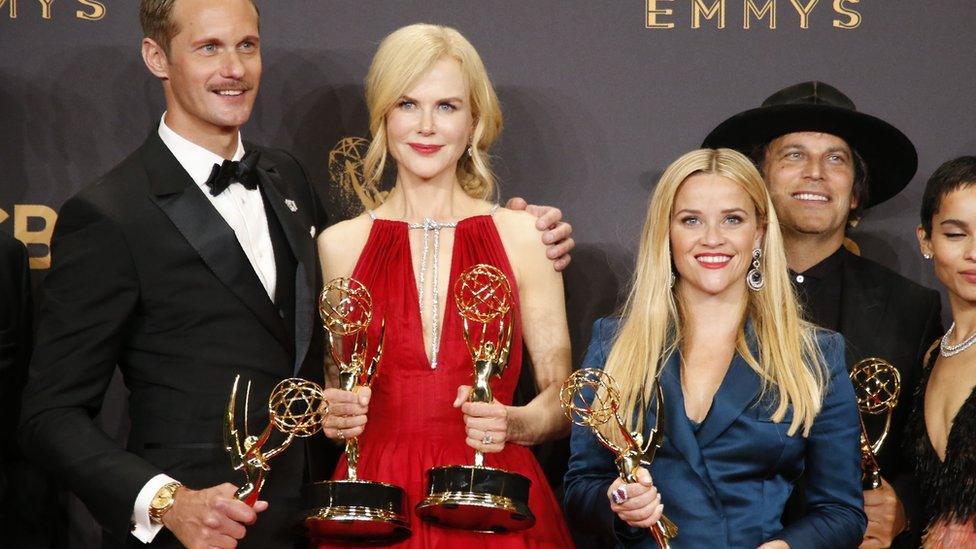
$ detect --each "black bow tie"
[205,150,261,196]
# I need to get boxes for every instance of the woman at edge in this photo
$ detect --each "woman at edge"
[564,148,865,548]
[315,24,573,546]
[909,156,976,548]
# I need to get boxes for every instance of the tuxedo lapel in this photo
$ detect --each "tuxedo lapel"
[140,133,292,351]
[658,353,721,504]
[254,155,316,374]
[839,256,890,365]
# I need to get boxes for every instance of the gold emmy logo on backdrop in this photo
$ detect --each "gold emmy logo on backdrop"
[849,358,901,490]
[0,0,105,20]
[561,368,678,548]
[416,264,536,533]
[302,277,410,543]
[328,137,390,219]
[224,376,327,506]
[644,0,862,30]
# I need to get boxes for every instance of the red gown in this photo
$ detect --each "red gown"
[317,215,572,548]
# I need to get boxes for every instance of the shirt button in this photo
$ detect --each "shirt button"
[795,275,805,283]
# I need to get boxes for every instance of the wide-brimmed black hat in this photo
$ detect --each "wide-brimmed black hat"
[702,81,917,208]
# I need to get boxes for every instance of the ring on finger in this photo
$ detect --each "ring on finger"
[337,428,345,439]
[611,486,628,505]
[482,432,493,445]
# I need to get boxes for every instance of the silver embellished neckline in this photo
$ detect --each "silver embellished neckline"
[368,206,498,369]
[408,217,458,369]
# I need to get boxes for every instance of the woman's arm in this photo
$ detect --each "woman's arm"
[497,208,572,446]
[774,331,867,549]
[315,216,373,440]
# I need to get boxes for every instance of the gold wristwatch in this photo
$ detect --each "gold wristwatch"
[148,481,182,524]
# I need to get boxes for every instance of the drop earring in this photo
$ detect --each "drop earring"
[747,248,764,291]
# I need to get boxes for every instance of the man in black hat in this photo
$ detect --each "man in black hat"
[704,81,943,549]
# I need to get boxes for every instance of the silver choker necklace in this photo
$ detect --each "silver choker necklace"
[940,322,976,357]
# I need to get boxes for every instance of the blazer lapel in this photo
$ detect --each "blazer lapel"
[839,254,890,365]
[695,351,762,448]
[141,133,292,351]
[254,154,316,374]
[658,353,720,503]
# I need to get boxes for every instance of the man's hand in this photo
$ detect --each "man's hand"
[161,483,267,549]
[860,479,907,549]
[505,197,574,271]
[757,541,790,549]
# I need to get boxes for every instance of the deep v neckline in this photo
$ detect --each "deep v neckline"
[371,213,496,370]
[922,348,976,464]
[402,219,460,370]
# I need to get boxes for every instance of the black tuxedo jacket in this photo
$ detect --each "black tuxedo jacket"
[19,131,326,548]
[836,249,942,547]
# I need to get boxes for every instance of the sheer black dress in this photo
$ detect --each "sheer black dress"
[906,348,976,547]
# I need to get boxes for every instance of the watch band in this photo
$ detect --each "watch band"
[148,481,183,524]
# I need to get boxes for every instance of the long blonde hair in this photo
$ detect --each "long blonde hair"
[362,23,503,201]
[603,148,827,443]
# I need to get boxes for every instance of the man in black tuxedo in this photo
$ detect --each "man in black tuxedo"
[704,82,943,549]
[19,2,576,547]
[19,0,323,546]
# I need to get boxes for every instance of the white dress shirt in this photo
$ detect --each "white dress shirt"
[130,114,278,542]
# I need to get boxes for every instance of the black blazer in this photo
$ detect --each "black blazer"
[836,249,942,547]
[19,131,325,548]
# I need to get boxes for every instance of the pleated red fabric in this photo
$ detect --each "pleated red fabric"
[315,215,572,548]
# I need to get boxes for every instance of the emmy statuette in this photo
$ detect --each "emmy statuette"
[560,368,678,549]
[301,277,410,543]
[224,376,327,506]
[416,264,536,533]
[849,357,902,490]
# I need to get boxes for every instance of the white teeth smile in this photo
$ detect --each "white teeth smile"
[793,193,829,202]
[217,90,244,96]
[697,256,731,263]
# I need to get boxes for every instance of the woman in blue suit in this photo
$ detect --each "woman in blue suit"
[564,148,865,548]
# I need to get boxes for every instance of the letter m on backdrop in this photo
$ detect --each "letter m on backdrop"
[0,0,17,18]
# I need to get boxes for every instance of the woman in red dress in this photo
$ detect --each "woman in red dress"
[315,23,573,547]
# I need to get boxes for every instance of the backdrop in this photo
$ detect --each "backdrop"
[2,1,974,545]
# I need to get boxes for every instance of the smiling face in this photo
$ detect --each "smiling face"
[918,185,976,306]
[670,172,765,299]
[385,57,474,185]
[762,132,857,243]
[147,0,261,143]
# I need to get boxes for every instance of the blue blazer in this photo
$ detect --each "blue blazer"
[564,318,866,549]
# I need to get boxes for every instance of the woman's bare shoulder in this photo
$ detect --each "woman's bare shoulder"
[317,213,373,277]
